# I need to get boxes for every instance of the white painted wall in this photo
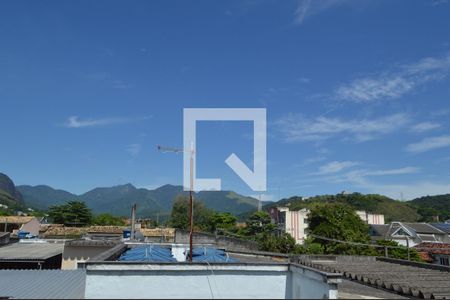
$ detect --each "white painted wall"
[282,209,309,245]
[84,264,339,299]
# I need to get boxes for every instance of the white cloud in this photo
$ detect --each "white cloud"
[431,0,449,6]
[317,161,359,174]
[298,156,327,166]
[126,144,142,158]
[84,72,133,89]
[294,0,352,24]
[275,113,410,142]
[337,76,414,103]
[431,108,450,117]
[322,166,422,199]
[371,181,450,200]
[406,135,450,153]
[64,116,150,128]
[328,166,418,184]
[298,77,310,84]
[363,167,419,176]
[410,122,441,133]
[336,53,450,102]
[112,80,134,89]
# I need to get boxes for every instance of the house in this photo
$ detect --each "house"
[0,216,40,237]
[414,242,450,266]
[62,239,120,270]
[271,207,385,244]
[369,222,449,247]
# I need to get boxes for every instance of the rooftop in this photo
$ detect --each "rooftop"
[0,216,35,224]
[415,242,450,255]
[39,224,175,238]
[370,222,446,238]
[296,255,450,299]
[0,243,63,261]
[403,222,445,235]
[431,223,450,234]
[0,269,85,299]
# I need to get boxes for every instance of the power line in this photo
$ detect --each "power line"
[309,234,407,250]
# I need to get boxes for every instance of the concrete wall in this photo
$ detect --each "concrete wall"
[62,245,116,270]
[175,230,258,251]
[290,264,339,299]
[83,263,340,299]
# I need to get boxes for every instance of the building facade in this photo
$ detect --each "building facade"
[271,207,385,244]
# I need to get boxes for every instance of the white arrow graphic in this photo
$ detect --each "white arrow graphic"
[183,108,266,192]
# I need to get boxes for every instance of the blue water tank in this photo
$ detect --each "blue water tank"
[123,229,131,238]
[18,231,30,239]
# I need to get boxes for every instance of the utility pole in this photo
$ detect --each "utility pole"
[131,203,137,240]
[157,144,195,262]
[406,237,410,261]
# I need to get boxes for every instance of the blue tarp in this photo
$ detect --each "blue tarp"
[189,247,238,263]
[119,245,176,262]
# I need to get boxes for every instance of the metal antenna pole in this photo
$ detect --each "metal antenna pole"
[157,144,195,262]
[189,148,194,262]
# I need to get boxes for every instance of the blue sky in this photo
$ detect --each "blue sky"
[1,0,450,201]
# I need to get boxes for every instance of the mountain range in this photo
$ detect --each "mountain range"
[1,172,450,222]
[14,178,267,218]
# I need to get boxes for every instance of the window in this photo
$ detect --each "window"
[439,257,449,266]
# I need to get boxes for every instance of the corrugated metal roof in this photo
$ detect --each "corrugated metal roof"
[119,245,176,262]
[191,247,239,263]
[0,243,63,261]
[0,269,86,299]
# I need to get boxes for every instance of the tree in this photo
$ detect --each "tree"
[93,213,126,226]
[48,201,92,226]
[209,212,237,232]
[292,237,325,255]
[307,203,374,255]
[244,211,276,236]
[169,196,212,231]
[376,240,422,262]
